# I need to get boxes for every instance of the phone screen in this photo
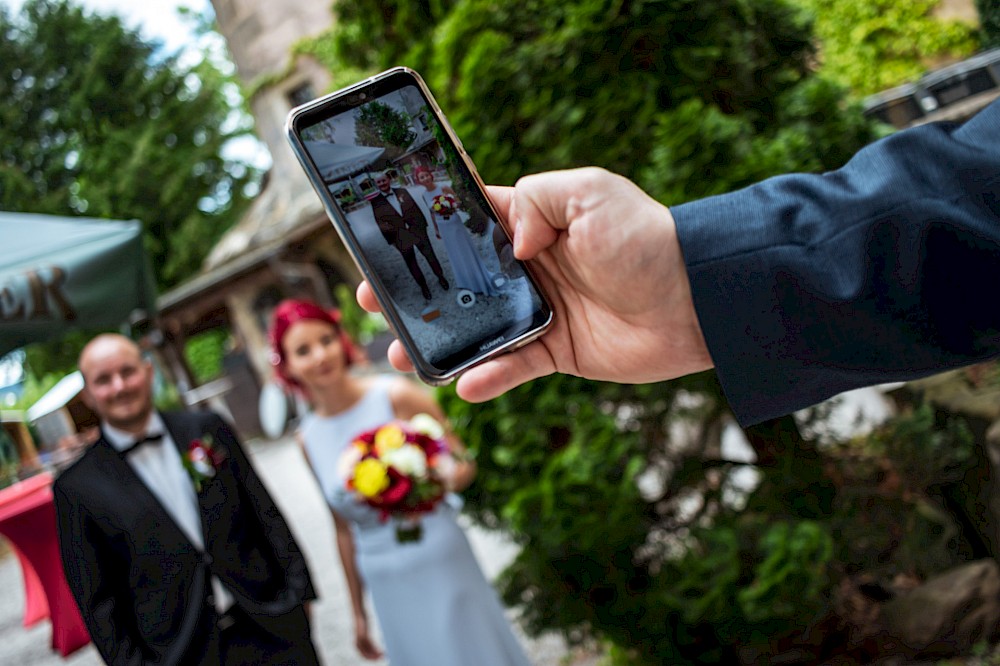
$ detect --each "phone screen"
[287,70,551,378]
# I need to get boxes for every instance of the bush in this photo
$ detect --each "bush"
[183,328,228,384]
[978,0,1000,48]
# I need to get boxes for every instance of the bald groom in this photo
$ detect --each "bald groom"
[54,334,321,665]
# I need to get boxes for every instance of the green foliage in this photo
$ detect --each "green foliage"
[10,369,67,411]
[828,405,977,580]
[312,0,975,662]
[1,0,261,379]
[0,410,23,488]
[867,403,974,489]
[640,79,887,202]
[327,0,881,198]
[0,0,260,291]
[332,284,387,347]
[183,328,228,384]
[22,329,97,380]
[789,0,979,96]
[736,521,832,623]
[153,376,183,412]
[328,0,456,75]
[978,0,1000,48]
[354,101,416,160]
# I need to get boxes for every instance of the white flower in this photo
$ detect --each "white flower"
[382,443,428,478]
[189,447,215,478]
[192,459,215,478]
[409,413,445,440]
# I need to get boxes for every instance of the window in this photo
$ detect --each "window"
[287,83,317,109]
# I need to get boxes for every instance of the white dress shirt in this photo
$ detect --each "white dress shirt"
[382,190,403,215]
[105,412,233,613]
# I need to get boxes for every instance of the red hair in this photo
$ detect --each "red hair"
[268,299,357,391]
[413,165,433,180]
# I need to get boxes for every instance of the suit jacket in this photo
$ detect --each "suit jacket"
[53,410,317,666]
[673,98,1000,426]
[371,187,430,249]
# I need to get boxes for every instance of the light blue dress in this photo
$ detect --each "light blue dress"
[300,378,531,666]
[421,185,499,296]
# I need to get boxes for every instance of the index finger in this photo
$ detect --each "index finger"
[486,185,513,220]
[356,281,381,314]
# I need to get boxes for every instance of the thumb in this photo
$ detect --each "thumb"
[455,340,556,402]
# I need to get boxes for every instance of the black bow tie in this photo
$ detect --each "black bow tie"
[120,433,164,456]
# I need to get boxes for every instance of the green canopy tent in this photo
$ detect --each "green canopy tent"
[0,212,157,357]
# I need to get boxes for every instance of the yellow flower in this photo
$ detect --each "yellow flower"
[353,459,390,498]
[374,424,406,456]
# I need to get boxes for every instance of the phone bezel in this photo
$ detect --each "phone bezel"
[285,67,553,385]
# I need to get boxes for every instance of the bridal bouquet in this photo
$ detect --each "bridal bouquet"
[339,414,451,543]
[430,193,459,218]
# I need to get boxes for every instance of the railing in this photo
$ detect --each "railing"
[863,48,1000,128]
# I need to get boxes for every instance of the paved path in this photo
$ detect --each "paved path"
[0,435,581,665]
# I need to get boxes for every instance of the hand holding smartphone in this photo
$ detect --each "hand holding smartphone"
[285,68,553,385]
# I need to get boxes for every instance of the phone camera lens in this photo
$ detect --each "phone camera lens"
[457,290,476,308]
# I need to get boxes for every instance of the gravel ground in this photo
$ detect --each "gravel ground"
[0,434,597,665]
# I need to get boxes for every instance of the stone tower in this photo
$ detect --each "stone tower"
[205,0,336,267]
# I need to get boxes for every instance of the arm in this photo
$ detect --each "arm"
[388,377,477,492]
[331,510,382,659]
[371,201,398,245]
[53,479,150,666]
[296,435,381,659]
[672,99,1000,425]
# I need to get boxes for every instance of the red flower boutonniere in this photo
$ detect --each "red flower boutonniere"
[182,434,225,492]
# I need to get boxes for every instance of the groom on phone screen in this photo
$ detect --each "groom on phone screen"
[53,333,320,665]
[370,170,450,301]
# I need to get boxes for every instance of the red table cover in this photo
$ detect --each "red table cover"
[0,473,91,657]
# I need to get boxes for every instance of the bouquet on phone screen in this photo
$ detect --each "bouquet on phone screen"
[430,192,459,218]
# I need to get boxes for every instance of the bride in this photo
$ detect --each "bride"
[414,165,499,297]
[269,298,531,665]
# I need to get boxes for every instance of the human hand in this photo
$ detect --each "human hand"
[356,167,713,401]
[432,452,476,492]
[354,616,383,660]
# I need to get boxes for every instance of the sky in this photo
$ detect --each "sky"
[1,0,211,54]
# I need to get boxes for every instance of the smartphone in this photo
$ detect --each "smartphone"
[285,67,553,385]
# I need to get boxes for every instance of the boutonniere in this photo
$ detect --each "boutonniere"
[182,434,226,492]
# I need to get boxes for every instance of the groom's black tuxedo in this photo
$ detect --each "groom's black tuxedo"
[371,187,448,298]
[53,410,318,666]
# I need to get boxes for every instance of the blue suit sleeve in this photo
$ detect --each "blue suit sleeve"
[672,99,1000,426]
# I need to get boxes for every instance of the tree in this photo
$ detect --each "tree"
[788,0,979,96]
[977,0,1000,48]
[0,0,259,291]
[0,0,260,376]
[304,1,986,663]
[354,100,416,160]
[316,0,877,194]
